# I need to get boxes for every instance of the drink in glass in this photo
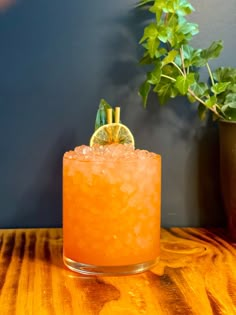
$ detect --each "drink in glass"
[63,144,161,275]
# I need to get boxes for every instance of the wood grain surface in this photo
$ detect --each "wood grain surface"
[0,228,236,315]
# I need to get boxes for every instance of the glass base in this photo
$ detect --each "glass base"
[63,256,159,276]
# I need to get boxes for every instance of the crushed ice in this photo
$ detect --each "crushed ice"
[64,144,157,161]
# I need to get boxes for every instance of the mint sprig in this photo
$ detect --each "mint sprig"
[94,99,116,130]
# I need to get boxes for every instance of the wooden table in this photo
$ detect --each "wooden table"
[0,228,236,314]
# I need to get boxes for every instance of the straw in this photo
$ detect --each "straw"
[107,108,113,124]
[115,107,120,123]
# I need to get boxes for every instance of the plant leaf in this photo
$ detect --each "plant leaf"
[187,82,208,103]
[157,26,172,43]
[162,64,180,77]
[139,80,151,107]
[95,99,113,130]
[162,50,178,66]
[228,84,236,93]
[191,82,209,97]
[175,73,195,95]
[149,0,166,13]
[139,23,158,44]
[227,102,236,109]
[213,67,236,83]
[211,82,231,95]
[139,53,153,65]
[225,93,236,103]
[154,80,178,104]
[222,108,236,121]
[223,93,236,109]
[166,0,195,16]
[221,104,229,112]
[147,37,160,58]
[205,95,217,108]
[198,103,208,120]
[177,21,199,36]
[155,47,167,58]
[147,63,162,84]
[95,108,102,130]
[98,98,112,110]
[180,45,202,66]
[200,40,223,61]
[136,0,154,7]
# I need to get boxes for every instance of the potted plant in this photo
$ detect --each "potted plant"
[137,0,236,240]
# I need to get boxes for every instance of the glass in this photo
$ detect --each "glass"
[63,146,161,276]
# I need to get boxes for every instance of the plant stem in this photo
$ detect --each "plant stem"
[167,13,174,25]
[206,63,215,87]
[160,75,223,119]
[188,88,223,119]
[180,46,186,76]
[161,74,176,81]
[187,88,206,106]
[171,62,185,76]
[164,13,168,24]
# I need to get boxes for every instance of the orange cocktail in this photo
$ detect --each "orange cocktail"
[63,144,161,275]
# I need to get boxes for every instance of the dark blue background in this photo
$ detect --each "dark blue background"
[0,0,235,227]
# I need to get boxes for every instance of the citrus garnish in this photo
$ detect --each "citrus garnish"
[90,123,135,147]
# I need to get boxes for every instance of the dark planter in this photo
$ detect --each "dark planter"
[219,120,236,242]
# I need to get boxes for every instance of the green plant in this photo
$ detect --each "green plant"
[137,0,236,121]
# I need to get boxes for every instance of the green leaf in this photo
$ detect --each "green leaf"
[223,93,236,109]
[98,98,112,110]
[225,93,236,104]
[95,99,113,130]
[165,0,195,16]
[228,84,236,93]
[187,82,209,102]
[221,104,230,113]
[198,103,208,120]
[155,47,167,58]
[157,26,172,43]
[136,0,154,7]
[181,44,193,59]
[139,80,151,107]
[213,67,236,83]
[149,0,166,13]
[211,82,231,95]
[162,50,178,66]
[154,80,179,104]
[139,23,158,44]
[200,40,223,61]
[166,16,199,47]
[149,0,166,20]
[191,82,209,97]
[177,21,199,36]
[180,45,202,66]
[162,64,180,77]
[95,109,102,130]
[163,15,189,47]
[139,53,153,65]
[175,73,195,95]
[227,102,236,109]
[147,63,162,84]
[222,108,236,121]
[147,37,160,58]
[191,56,207,67]
[205,95,217,108]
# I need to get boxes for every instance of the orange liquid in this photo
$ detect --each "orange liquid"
[63,151,161,266]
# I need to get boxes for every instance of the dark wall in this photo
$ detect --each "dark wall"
[0,0,235,227]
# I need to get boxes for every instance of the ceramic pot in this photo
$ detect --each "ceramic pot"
[219,120,236,242]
